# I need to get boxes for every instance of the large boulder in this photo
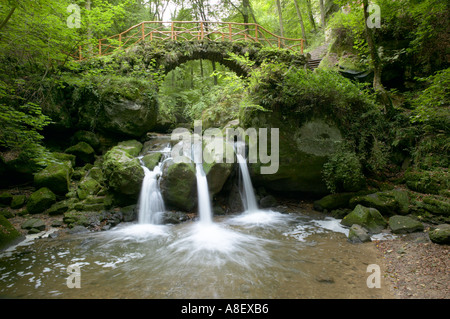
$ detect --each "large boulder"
[102,146,144,197]
[26,187,57,214]
[0,215,23,250]
[72,130,101,152]
[245,117,343,195]
[34,162,72,195]
[388,215,424,234]
[142,152,163,171]
[117,140,143,157]
[314,192,356,211]
[350,189,410,216]
[429,224,450,245]
[160,157,197,212]
[341,204,387,233]
[65,142,96,166]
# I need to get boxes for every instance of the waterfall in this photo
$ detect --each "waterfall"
[195,163,213,225]
[138,165,165,225]
[235,142,259,213]
[138,145,171,225]
[192,141,213,225]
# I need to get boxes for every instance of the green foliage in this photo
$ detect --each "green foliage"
[322,143,365,193]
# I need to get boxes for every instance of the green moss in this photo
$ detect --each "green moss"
[0,215,22,250]
[142,152,163,171]
[65,142,95,166]
[341,204,387,233]
[34,162,72,195]
[26,187,56,214]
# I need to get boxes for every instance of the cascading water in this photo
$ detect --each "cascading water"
[138,165,165,225]
[137,145,172,225]
[235,142,259,213]
[192,140,213,225]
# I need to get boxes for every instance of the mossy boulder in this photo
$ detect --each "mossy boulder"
[26,187,57,214]
[160,157,196,211]
[34,162,72,195]
[429,224,450,245]
[102,146,144,197]
[46,200,74,216]
[21,218,46,231]
[405,169,449,195]
[421,197,450,216]
[0,215,23,250]
[350,189,410,216]
[142,152,163,171]
[348,224,371,243]
[388,215,424,234]
[314,192,356,212]
[65,142,96,166]
[0,192,13,206]
[117,140,143,157]
[77,177,102,200]
[341,204,387,233]
[10,195,26,209]
[245,117,343,195]
[51,152,76,168]
[72,130,101,152]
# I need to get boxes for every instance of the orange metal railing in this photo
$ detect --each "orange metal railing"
[73,21,304,61]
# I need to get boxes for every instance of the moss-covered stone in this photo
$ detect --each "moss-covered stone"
[160,157,196,211]
[142,152,163,171]
[21,218,46,231]
[26,187,57,214]
[348,224,371,243]
[341,204,387,233]
[72,130,101,152]
[10,195,26,209]
[77,177,101,200]
[0,209,14,219]
[46,200,73,216]
[421,197,450,216]
[0,215,22,250]
[117,140,143,157]
[429,224,450,245]
[349,189,410,216]
[34,162,72,195]
[388,215,424,234]
[314,192,356,211]
[405,169,449,195]
[65,142,96,166]
[0,192,13,206]
[51,152,76,168]
[102,146,144,197]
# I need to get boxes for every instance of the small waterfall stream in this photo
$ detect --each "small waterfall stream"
[138,165,165,225]
[235,141,259,213]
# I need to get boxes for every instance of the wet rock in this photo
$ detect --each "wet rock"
[21,218,46,231]
[348,224,371,243]
[388,215,424,234]
[46,200,72,216]
[160,158,196,212]
[120,205,137,222]
[26,188,57,214]
[429,224,450,245]
[260,195,278,208]
[162,211,189,224]
[341,204,387,233]
[67,225,90,234]
[142,152,163,171]
[117,140,143,157]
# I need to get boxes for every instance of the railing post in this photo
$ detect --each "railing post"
[119,34,122,48]
[79,45,82,61]
[229,23,232,41]
[200,22,204,40]
[150,31,153,41]
[98,39,102,56]
[255,24,258,42]
[171,21,174,40]
[142,22,145,41]
[301,39,304,54]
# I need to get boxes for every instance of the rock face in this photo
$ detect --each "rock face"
[341,204,387,233]
[246,117,343,195]
[429,224,450,245]
[26,187,57,214]
[388,215,424,234]
[160,158,197,212]
[102,143,144,198]
[34,162,72,195]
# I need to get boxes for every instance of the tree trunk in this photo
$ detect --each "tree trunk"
[275,0,285,44]
[86,0,93,55]
[293,0,307,44]
[319,0,326,28]
[0,6,16,32]
[305,0,316,31]
[362,0,393,114]
[212,61,218,85]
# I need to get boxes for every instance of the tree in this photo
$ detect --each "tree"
[319,0,326,27]
[275,0,285,41]
[305,0,316,31]
[293,0,307,44]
